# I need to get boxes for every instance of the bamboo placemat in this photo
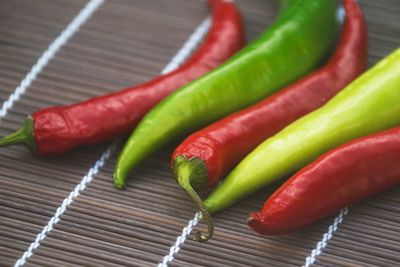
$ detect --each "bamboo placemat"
[0,0,399,266]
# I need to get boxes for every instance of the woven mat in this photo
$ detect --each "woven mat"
[0,0,399,266]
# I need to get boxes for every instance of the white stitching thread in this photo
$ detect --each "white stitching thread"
[161,17,211,75]
[303,207,349,267]
[0,0,104,120]
[11,0,105,265]
[337,4,345,24]
[12,15,211,266]
[158,212,201,267]
[14,144,114,267]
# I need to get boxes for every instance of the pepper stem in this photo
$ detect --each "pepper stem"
[0,116,36,152]
[0,128,26,147]
[179,177,214,242]
[174,155,214,242]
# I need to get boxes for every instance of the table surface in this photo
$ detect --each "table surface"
[0,0,399,266]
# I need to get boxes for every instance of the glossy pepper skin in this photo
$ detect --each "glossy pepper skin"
[204,48,400,216]
[249,127,400,235]
[115,0,338,187]
[0,0,244,155]
[172,0,367,195]
[115,0,338,242]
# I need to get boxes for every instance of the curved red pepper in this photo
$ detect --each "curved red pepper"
[0,0,244,155]
[172,0,367,187]
[248,126,400,235]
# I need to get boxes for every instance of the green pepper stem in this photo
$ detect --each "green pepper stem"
[0,116,36,152]
[0,128,26,147]
[179,177,214,242]
[174,155,213,241]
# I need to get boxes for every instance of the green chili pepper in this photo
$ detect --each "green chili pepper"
[114,0,338,224]
[204,48,400,215]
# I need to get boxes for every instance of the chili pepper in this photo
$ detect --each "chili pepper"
[204,48,400,218]
[171,0,367,239]
[114,0,339,241]
[0,0,244,155]
[248,126,400,235]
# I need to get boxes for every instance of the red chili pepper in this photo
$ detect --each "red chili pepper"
[172,0,367,194]
[0,0,244,155]
[248,126,400,235]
